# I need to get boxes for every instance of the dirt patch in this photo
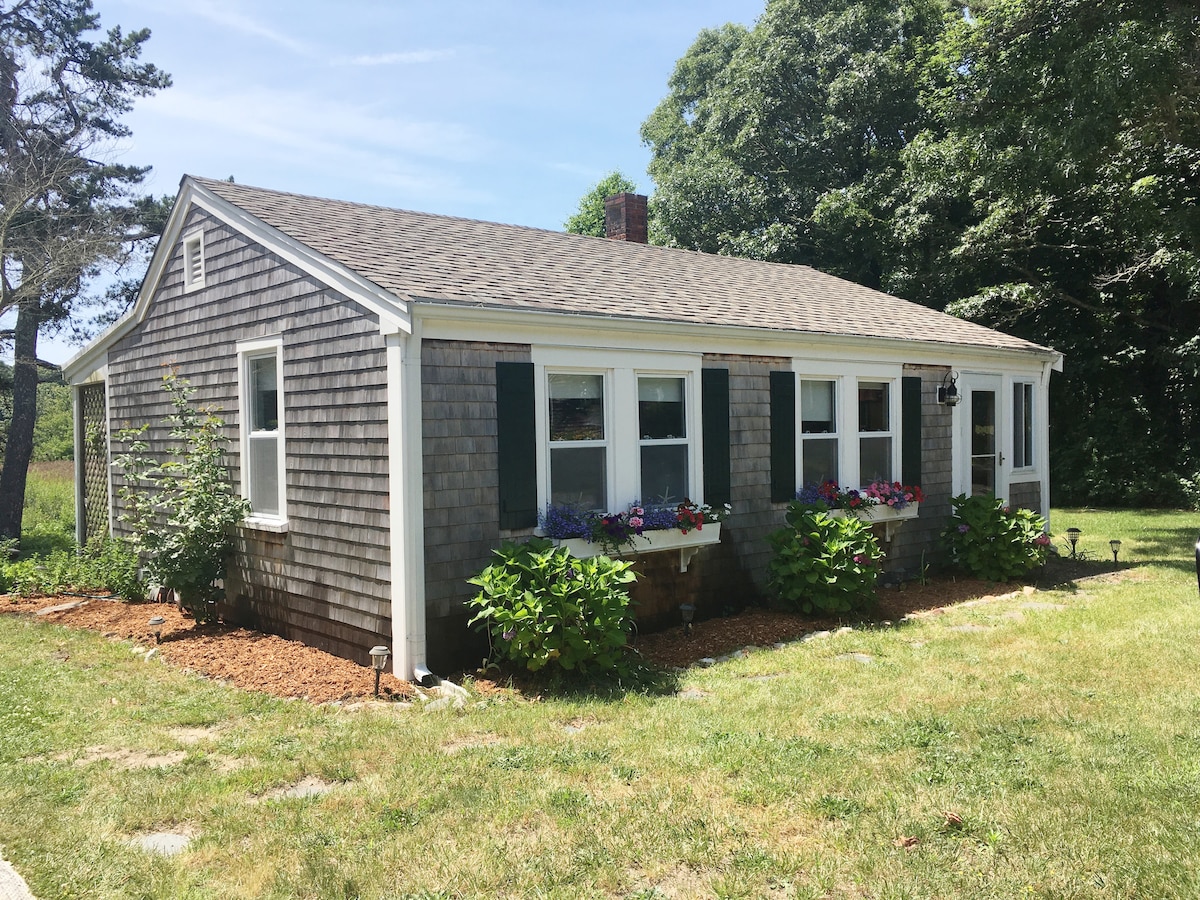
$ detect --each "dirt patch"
[167,726,222,745]
[62,747,188,769]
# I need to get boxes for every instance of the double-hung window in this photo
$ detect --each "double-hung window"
[800,379,838,486]
[857,380,893,484]
[239,338,286,526]
[537,349,701,513]
[638,376,689,504]
[548,372,607,509]
[1013,381,1035,469]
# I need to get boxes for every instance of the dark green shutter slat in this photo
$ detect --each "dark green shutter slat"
[901,375,923,487]
[496,361,538,529]
[769,371,796,503]
[701,368,730,505]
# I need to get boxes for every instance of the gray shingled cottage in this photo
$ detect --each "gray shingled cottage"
[63,176,1062,680]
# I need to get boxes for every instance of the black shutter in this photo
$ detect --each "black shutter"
[496,361,538,529]
[901,375,923,487]
[769,371,796,503]
[701,368,730,505]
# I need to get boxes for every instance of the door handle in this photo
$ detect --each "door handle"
[998,452,1005,466]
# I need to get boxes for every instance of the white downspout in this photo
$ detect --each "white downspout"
[385,319,429,683]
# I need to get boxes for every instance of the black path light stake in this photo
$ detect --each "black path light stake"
[1194,533,1200,596]
[1066,528,1082,559]
[369,645,390,698]
[1109,539,1122,570]
[680,603,696,637]
[148,615,165,644]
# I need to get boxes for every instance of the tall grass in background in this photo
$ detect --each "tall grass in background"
[18,461,75,557]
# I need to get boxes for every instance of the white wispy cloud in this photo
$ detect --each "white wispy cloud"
[336,49,456,67]
[182,0,310,55]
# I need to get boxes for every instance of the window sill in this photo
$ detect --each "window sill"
[241,517,289,534]
[555,523,722,573]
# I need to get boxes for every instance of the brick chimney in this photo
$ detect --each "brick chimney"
[604,192,648,243]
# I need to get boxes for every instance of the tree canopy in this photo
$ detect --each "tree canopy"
[0,0,170,540]
[644,0,1200,505]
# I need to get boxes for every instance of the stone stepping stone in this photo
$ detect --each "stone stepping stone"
[837,652,874,665]
[948,623,992,632]
[35,600,86,616]
[129,831,193,856]
[0,852,36,900]
[677,688,710,700]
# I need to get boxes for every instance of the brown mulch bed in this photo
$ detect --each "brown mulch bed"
[1,573,1024,702]
[0,593,414,705]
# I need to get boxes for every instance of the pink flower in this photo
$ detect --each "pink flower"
[629,516,644,530]
[854,554,865,564]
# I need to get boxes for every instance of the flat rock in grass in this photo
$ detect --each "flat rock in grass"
[0,854,36,900]
[65,747,187,769]
[129,830,194,856]
[948,623,992,632]
[801,631,832,643]
[697,657,717,667]
[837,652,874,665]
[252,776,339,803]
[677,688,710,700]
[36,600,86,616]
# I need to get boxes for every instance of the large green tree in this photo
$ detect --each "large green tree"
[0,0,169,541]
[642,0,947,287]
[647,0,1200,505]
[891,0,1200,504]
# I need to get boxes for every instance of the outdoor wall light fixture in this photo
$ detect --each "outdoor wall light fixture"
[369,645,390,697]
[1066,528,1082,559]
[680,603,696,637]
[1109,539,1122,569]
[937,371,961,406]
[148,615,165,644]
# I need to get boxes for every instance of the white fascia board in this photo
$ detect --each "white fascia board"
[63,176,412,383]
[412,301,1060,374]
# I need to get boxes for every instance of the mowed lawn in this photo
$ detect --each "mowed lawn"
[1,508,1198,899]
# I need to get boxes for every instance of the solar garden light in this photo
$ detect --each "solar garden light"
[1066,528,1082,559]
[369,645,390,697]
[680,603,696,637]
[1109,539,1122,569]
[148,615,165,644]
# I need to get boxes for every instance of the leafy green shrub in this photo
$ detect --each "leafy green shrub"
[942,494,1050,581]
[3,537,141,599]
[467,537,637,675]
[113,370,248,622]
[767,502,883,615]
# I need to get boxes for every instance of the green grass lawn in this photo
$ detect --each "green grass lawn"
[2,508,1199,899]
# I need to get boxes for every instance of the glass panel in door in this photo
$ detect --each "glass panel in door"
[971,389,997,495]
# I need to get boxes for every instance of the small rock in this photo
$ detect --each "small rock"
[697,657,717,667]
[836,626,853,634]
[773,642,788,650]
[801,630,832,642]
[423,695,465,712]
[1022,585,1036,595]
[677,688,709,700]
[143,648,159,661]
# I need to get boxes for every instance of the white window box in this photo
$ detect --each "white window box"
[830,502,919,541]
[555,522,722,573]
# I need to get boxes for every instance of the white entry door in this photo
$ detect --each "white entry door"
[956,374,1006,500]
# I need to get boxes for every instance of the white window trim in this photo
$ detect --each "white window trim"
[182,230,205,293]
[1011,379,1037,475]
[798,376,840,488]
[791,361,903,493]
[237,336,287,530]
[532,347,703,514]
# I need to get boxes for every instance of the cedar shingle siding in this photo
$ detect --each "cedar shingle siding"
[421,340,532,671]
[106,208,392,664]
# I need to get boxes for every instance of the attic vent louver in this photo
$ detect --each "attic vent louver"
[183,232,205,291]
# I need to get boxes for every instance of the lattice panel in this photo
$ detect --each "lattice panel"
[79,383,109,543]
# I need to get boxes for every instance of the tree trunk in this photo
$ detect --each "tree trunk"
[0,301,42,542]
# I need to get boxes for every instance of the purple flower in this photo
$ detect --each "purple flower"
[957,524,970,534]
[502,628,515,641]
[854,554,865,564]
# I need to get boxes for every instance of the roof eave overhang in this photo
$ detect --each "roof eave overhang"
[63,176,412,384]
[410,298,1063,369]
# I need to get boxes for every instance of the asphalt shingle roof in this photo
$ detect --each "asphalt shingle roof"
[194,176,1052,356]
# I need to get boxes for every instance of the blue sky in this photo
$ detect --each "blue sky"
[94,0,765,227]
[22,0,765,364]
